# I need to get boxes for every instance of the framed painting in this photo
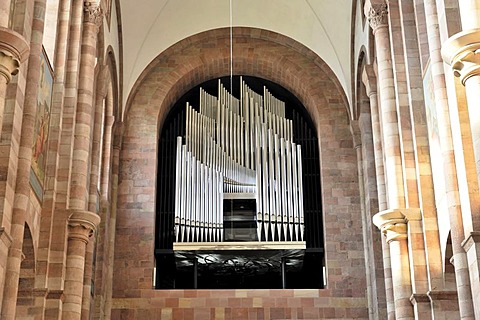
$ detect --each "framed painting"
[30,47,53,201]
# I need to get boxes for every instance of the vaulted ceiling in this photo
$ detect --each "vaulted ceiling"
[118,0,354,106]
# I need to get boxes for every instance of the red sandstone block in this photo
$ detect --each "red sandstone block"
[172,308,184,320]
[184,290,198,298]
[227,298,242,307]
[165,298,179,307]
[270,307,286,319]
[193,307,212,320]
[231,308,248,319]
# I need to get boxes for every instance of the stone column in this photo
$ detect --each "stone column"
[0,26,28,317]
[366,2,406,209]
[362,64,393,319]
[0,0,47,318]
[69,1,102,210]
[420,0,474,319]
[0,28,29,136]
[0,0,12,27]
[442,2,480,318]
[64,3,103,319]
[373,210,414,320]
[365,2,414,318]
[62,211,100,320]
[103,122,123,320]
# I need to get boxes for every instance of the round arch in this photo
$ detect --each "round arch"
[114,27,365,297]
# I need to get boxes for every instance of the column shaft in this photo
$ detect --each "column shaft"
[368,4,406,209]
[0,0,11,27]
[102,122,123,320]
[389,236,414,320]
[64,4,102,318]
[63,211,100,320]
[1,1,47,318]
[373,209,414,320]
[442,1,480,318]
[435,33,476,320]
[69,3,102,210]
[63,229,89,319]
[366,3,413,316]
[362,66,392,319]
[41,0,74,317]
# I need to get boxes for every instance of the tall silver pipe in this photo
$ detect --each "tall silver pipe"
[199,163,205,242]
[274,134,282,241]
[280,138,288,240]
[180,146,187,242]
[297,145,305,241]
[292,143,300,241]
[268,129,276,241]
[261,124,269,241]
[255,118,263,241]
[175,137,183,242]
[212,168,217,242]
[286,141,294,240]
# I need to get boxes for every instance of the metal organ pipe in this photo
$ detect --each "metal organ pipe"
[174,77,305,243]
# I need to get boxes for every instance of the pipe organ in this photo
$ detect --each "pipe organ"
[174,78,305,243]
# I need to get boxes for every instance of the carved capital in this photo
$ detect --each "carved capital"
[366,4,389,33]
[372,209,408,243]
[442,29,480,85]
[84,1,103,29]
[0,27,29,83]
[67,210,101,243]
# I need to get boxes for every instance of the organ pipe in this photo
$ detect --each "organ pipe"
[174,77,305,243]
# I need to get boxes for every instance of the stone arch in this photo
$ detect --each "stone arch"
[115,27,364,295]
[354,46,370,120]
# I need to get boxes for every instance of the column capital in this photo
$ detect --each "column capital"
[365,3,389,34]
[373,209,407,242]
[373,208,422,242]
[67,210,101,243]
[442,29,480,85]
[0,27,29,83]
[83,1,103,29]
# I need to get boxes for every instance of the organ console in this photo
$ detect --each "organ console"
[173,77,305,244]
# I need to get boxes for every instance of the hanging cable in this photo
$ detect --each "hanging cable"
[229,0,233,95]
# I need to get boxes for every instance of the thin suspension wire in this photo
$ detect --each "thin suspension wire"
[229,0,233,95]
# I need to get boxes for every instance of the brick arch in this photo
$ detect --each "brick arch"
[125,27,350,132]
[114,27,367,318]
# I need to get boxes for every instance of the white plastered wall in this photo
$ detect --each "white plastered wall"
[119,0,353,113]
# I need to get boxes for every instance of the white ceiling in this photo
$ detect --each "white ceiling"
[119,0,353,106]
